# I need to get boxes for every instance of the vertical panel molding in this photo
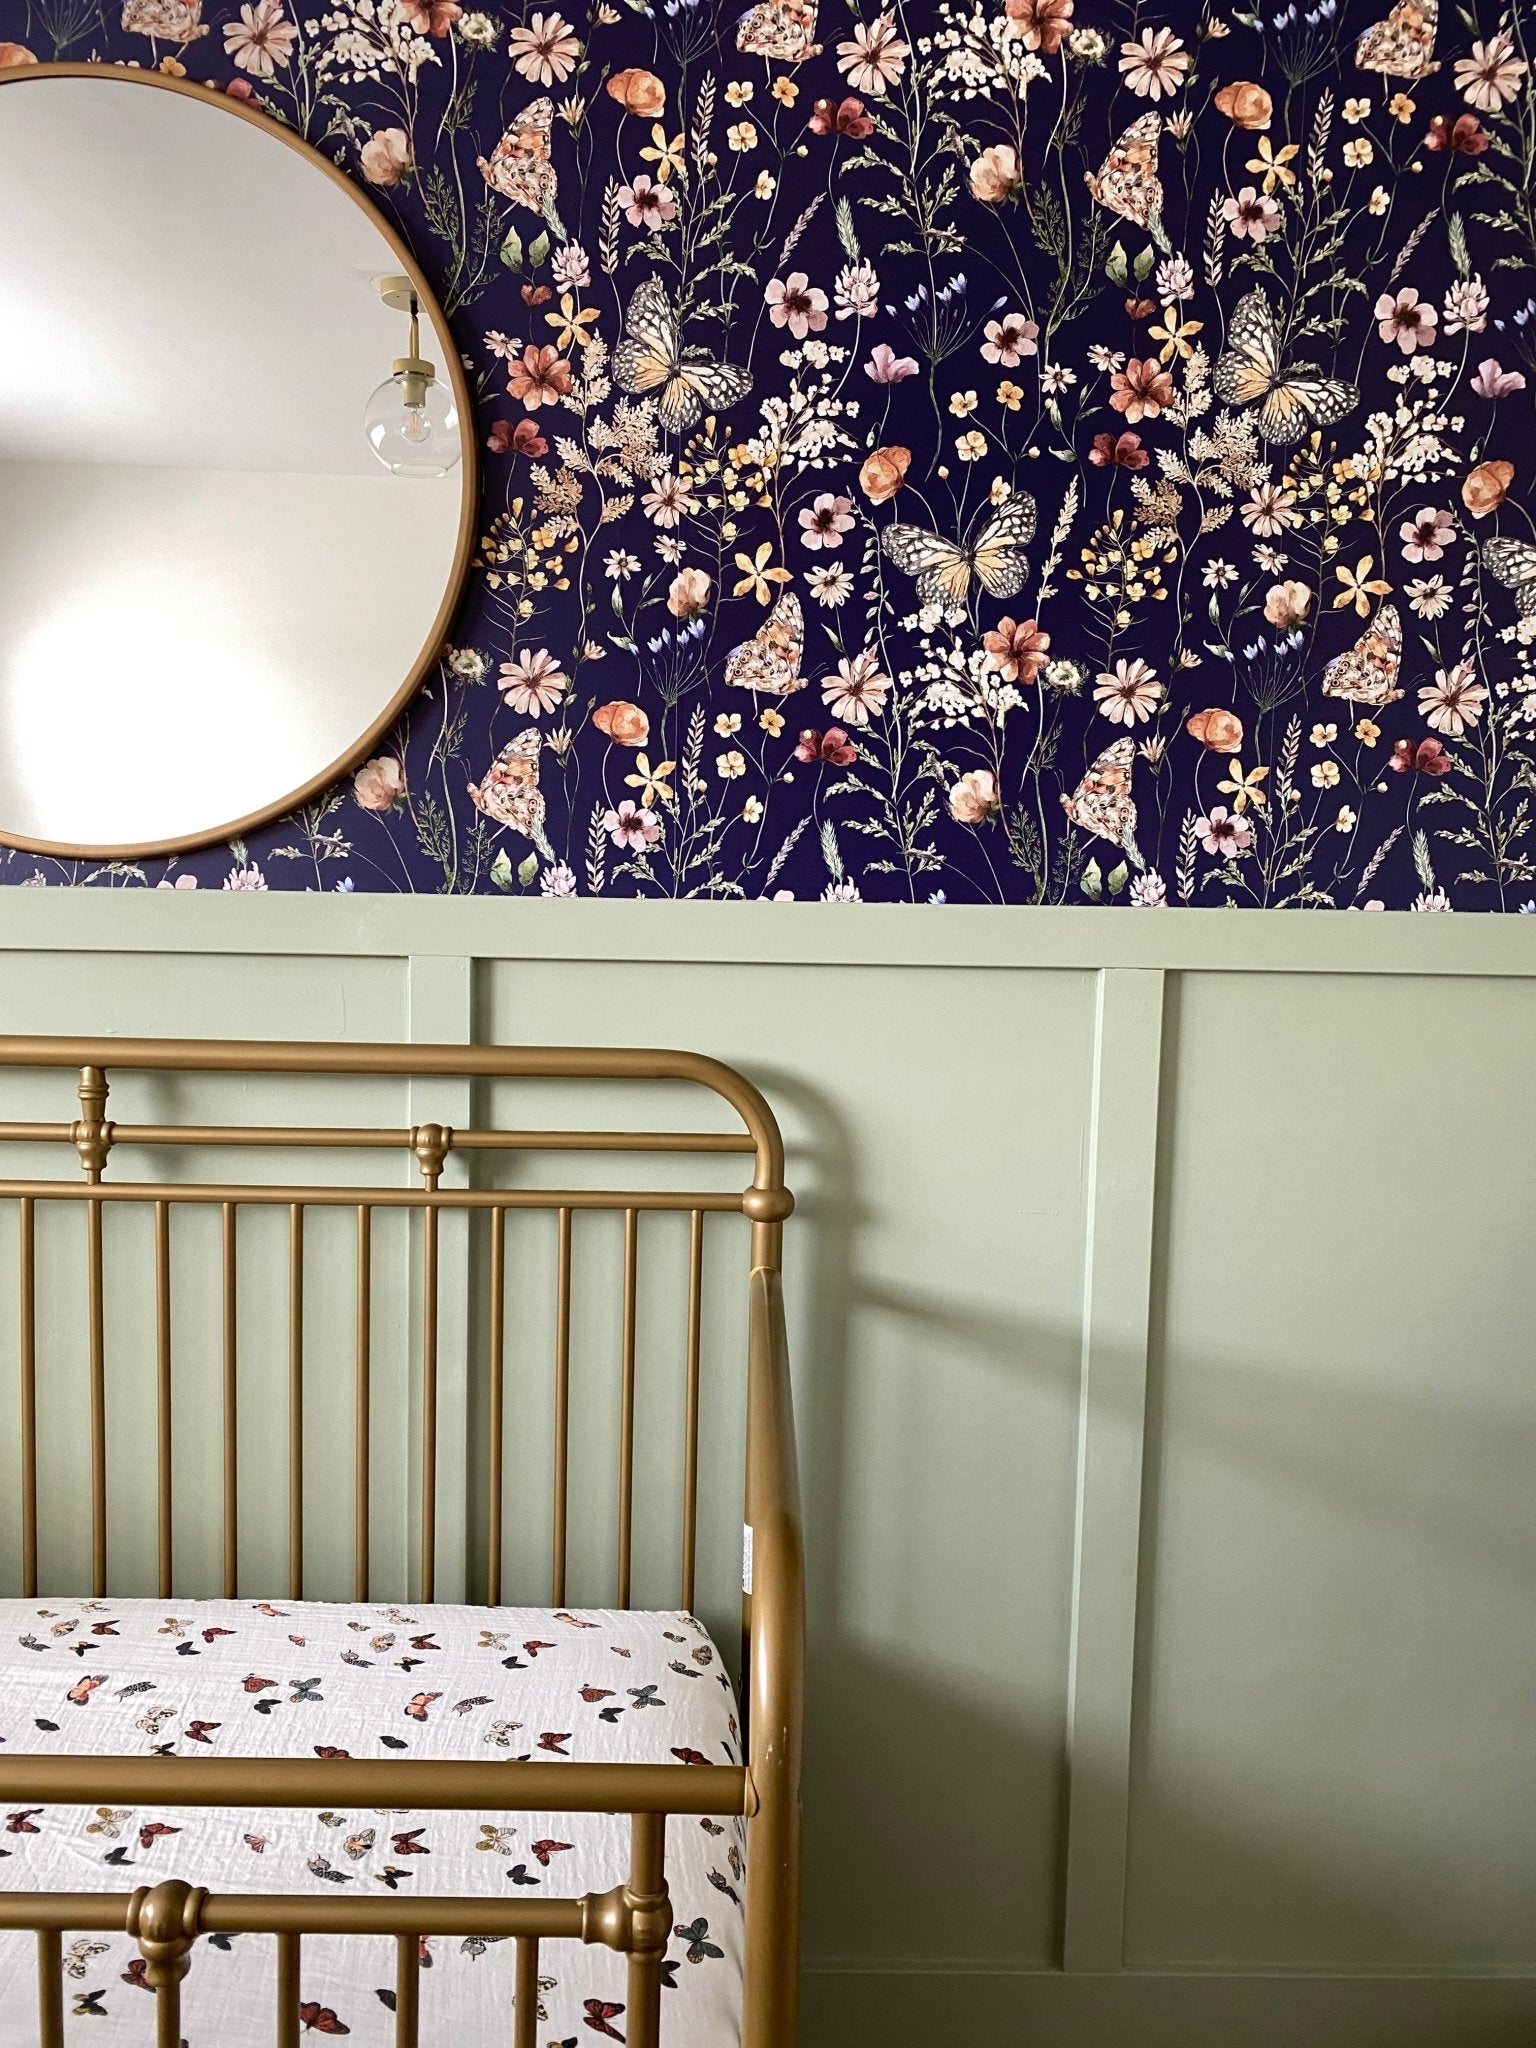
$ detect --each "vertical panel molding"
[1061,967,1167,1971]
[406,954,475,1601]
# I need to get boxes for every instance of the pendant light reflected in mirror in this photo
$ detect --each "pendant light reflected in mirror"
[364,273,462,479]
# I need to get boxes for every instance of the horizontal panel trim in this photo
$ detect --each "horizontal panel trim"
[1,895,1535,975]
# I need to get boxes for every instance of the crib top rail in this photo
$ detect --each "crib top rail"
[0,1034,791,1239]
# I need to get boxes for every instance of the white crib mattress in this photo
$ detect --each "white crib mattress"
[0,1596,744,2044]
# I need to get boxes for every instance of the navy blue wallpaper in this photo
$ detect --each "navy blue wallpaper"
[4,0,1536,905]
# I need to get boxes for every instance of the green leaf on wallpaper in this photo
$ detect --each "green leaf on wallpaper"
[517,854,539,888]
[1132,244,1155,281]
[489,848,515,892]
[528,231,551,270]
[1107,861,1129,897]
[835,196,861,262]
[499,226,524,273]
[1447,211,1470,279]
[1105,241,1129,285]
[1080,858,1104,901]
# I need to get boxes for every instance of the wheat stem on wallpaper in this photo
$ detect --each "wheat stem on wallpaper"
[4,0,1536,905]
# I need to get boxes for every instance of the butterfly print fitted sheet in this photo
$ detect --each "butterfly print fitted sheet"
[0,1599,744,2044]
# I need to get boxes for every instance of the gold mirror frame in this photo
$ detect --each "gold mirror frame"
[0,61,479,862]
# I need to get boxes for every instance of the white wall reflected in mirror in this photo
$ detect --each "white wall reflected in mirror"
[0,71,467,852]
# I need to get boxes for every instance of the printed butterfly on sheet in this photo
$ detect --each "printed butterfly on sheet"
[1481,536,1536,621]
[880,493,1037,611]
[1059,737,1144,867]
[613,278,753,434]
[1355,0,1438,77]
[1214,290,1358,447]
[725,589,806,695]
[1085,113,1170,252]
[1321,605,1404,704]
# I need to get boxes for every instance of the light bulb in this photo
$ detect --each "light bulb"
[364,367,461,479]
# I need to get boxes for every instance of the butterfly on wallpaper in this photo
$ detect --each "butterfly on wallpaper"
[675,1918,724,1964]
[1481,537,1536,621]
[139,1822,180,1849]
[507,1863,541,1885]
[613,277,753,432]
[403,1691,441,1722]
[392,1829,430,1857]
[484,1719,526,1748]
[1084,113,1170,252]
[121,1959,153,1991]
[736,0,820,60]
[72,1990,107,2018]
[1059,738,1145,867]
[86,1808,131,1838]
[531,1838,573,1865]
[452,1694,492,1716]
[66,1674,107,1705]
[1355,0,1438,77]
[707,1867,742,1907]
[63,1941,109,1980]
[307,1856,354,1884]
[467,730,555,858]
[1321,605,1405,705]
[880,495,1037,610]
[476,100,564,236]
[376,1866,413,1890]
[119,0,208,37]
[725,590,806,695]
[672,1746,712,1766]
[343,1830,376,1862]
[1214,291,1358,446]
[583,2000,627,2041]
[476,1825,519,1854]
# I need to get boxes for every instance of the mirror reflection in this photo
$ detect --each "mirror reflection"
[0,70,467,853]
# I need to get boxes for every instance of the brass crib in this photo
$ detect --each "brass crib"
[0,1035,803,2048]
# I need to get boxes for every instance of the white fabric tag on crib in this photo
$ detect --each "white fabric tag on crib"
[742,1523,754,1595]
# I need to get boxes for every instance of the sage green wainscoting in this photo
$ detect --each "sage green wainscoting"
[0,896,1531,2048]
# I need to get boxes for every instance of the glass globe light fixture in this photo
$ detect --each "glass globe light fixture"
[364,277,462,480]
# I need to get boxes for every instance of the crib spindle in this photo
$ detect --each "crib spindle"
[394,1934,419,2048]
[487,1204,506,1607]
[288,1204,304,1602]
[276,1930,300,2048]
[421,1202,439,1603]
[551,1205,572,1606]
[155,1200,173,1599]
[618,1207,638,1610]
[19,1195,37,1601]
[513,1934,539,2048]
[35,1927,62,2048]
[681,1207,704,1614]
[222,1201,239,1599]
[78,1065,111,1600]
[87,1198,107,1598]
[355,1204,372,1603]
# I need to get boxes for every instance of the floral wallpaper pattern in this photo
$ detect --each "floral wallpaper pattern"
[4,0,1536,905]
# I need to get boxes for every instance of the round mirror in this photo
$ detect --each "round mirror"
[0,65,474,856]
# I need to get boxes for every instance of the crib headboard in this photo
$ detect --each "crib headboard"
[0,1036,792,1617]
